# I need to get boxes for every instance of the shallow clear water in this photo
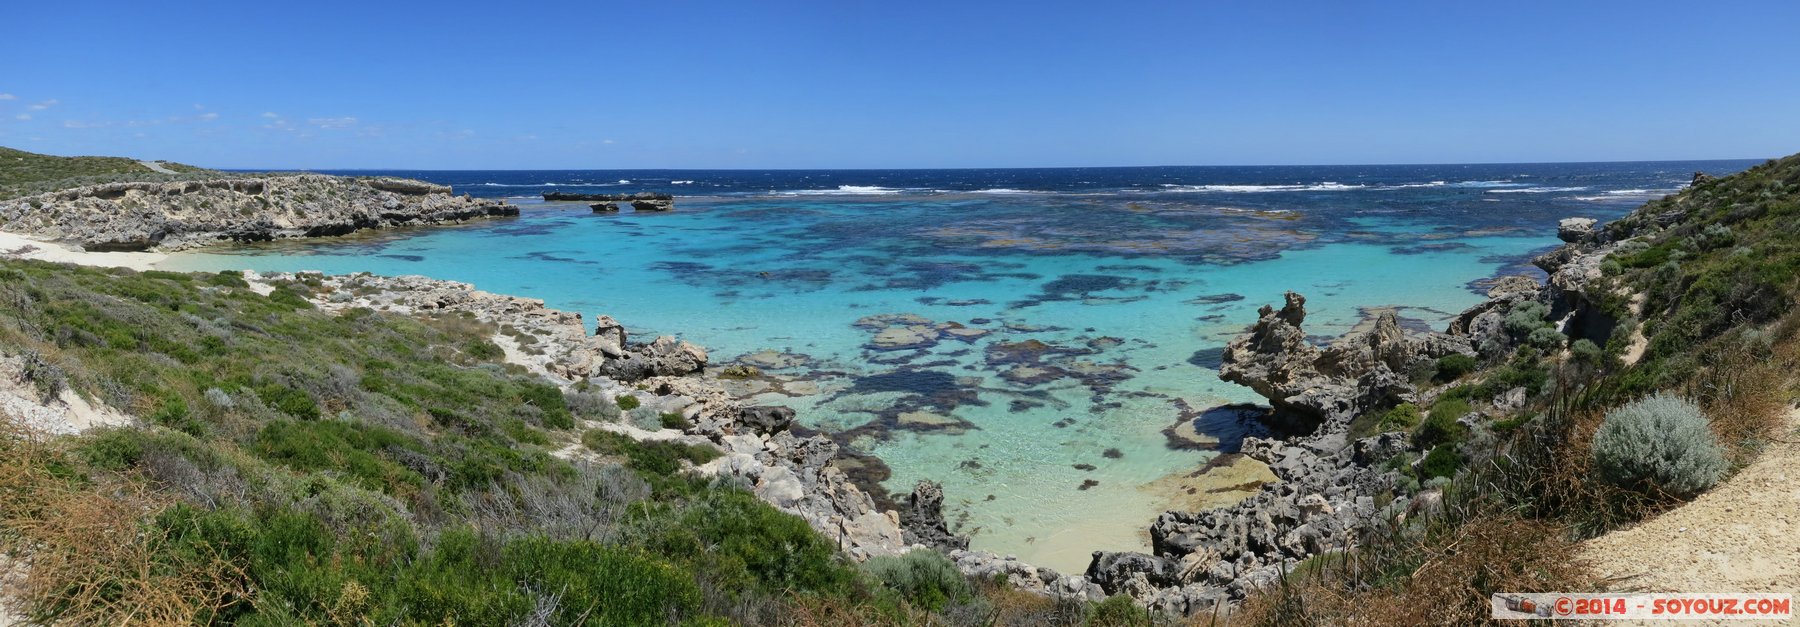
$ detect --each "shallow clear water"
[166,161,1751,571]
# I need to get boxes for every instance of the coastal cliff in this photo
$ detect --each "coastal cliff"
[0,174,516,252]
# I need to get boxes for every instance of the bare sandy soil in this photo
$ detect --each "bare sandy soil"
[1579,405,1800,626]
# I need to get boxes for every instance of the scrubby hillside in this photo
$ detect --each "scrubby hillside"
[0,146,213,200]
[0,261,1150,626]
[1226,155,1800,624]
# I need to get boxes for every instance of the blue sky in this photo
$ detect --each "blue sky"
[3,1,1797,169]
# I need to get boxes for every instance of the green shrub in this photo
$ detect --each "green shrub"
[1087,594,1151,626]
[626,406,666,431]
[1526,326,1568,351]
[582,429,720,477]
[1591,394,1726,497]
[660,412,688,430]
[862,550,973,612]
[516,382,573,429]
[1571,339,1605,366]
[616,394,641,410]
[632,488,857,596]
[1415,398,1471,449]
[1351,403,1422,440]
[1418,444,1462,479]
[1433,354,1478,382]
[1503,301,1550,337]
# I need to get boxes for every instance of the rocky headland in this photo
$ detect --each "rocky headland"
[0,174,516,252]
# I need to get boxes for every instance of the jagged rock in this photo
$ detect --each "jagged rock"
[1220,292,1472,432]
[597,335,708,381]
[898,481,968,551]
[590,202,620,212]
[1087,552,1181,592]
[1557,217,1597,243]
[631,199,674,212]
[738,406,796,435]
[1691,171,1715,186]
[0,175,514,251]
[949,550,1101,600]
[1447,275,1544,356]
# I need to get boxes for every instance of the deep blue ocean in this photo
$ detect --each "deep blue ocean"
[174,160,1756,569]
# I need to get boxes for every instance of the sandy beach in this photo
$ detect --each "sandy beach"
[0,231,164,271]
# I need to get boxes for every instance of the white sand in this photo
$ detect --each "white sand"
[0,231,165,271]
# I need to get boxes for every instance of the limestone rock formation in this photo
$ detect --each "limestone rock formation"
[1557,217,1597,243]
[897,480,968,551]
[0,175,515,251]
[1218,292,1473,432]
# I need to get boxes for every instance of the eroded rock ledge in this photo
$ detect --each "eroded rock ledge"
[0,175,516,252]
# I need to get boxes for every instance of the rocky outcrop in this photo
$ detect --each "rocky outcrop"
[596,335,709,381]
[948,550,1104,601]
[1086,428,1396,613]
[0,175,515,252]
[1447,275,1544,356]
[590,202,620,212]
[897,481,968,551]
[630,199,674,212]
[1557,217,1597,243]
[1218,292,1473,432]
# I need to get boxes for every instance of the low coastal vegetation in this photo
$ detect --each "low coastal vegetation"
[1232,156,1800,624]
[0,259,1169,625]
[0,146,215,200]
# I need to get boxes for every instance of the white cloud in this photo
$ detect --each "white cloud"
[193,104,206,110]
[14,114,28,121]
[28,99,59,111]
[0,93,16,101]
[307,116,358,129]
[261,112,280,118]
[63,120,104,129]
[198,112,219,121]
[603,139,616,144]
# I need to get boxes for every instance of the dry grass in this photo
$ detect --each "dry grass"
[1228,514,1593,626]
[0,416,247,625]
[1688,316,1800,451]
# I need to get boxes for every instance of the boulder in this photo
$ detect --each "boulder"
[738,406,796,435]
[1557,217,1597,243]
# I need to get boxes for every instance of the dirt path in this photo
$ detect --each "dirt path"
[138,160,177,174]
[1578,405,1800,625]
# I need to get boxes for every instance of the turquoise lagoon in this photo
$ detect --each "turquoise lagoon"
[160,162,1745,571]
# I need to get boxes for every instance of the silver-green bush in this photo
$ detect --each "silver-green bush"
[861,549,972,612]
[1591,394,1726,497]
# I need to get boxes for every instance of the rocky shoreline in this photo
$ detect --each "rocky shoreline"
[0,174,515,252]
[0,166,1647,614]
[251,269,1109,600]
[1078,208,1637,613]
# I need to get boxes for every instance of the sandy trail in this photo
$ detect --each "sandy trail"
[1578,405,1800,625]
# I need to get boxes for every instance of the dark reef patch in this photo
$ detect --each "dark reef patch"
[1161,401,1273,452]
[376,254,424,262]
[1186,293,1246,305]
[1187,347,1226,370]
